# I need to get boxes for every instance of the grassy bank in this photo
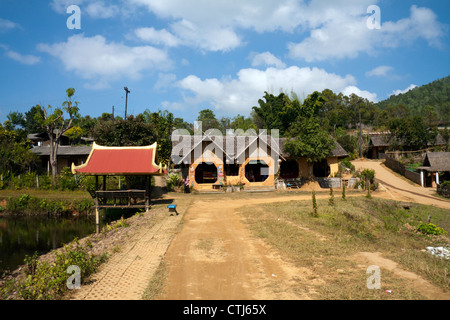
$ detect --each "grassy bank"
[238,196,450,299]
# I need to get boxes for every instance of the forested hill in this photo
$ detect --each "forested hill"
[376,75,450,122]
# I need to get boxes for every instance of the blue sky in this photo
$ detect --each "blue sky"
[0,0,449,124]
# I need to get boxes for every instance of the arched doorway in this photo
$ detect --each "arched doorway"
[313,159,330,177]
[280,160,299,179]
[245,160,269,182]
[194,162,218,184]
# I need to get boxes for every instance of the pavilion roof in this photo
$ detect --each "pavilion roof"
[71,143,166,176]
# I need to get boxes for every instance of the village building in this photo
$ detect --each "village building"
[171,133,349,191]
[367,132,448,159]
[417,152,450,187]
[28,131,93,174]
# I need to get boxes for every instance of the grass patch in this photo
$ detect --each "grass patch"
[238,196,450,299]
[142,259,168,300]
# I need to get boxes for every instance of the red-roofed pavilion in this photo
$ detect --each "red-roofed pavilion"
[71,142,167,229]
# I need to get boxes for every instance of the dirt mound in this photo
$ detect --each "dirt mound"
[299,180,322,191]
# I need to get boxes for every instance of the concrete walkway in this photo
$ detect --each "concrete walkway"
[70,211,182,300]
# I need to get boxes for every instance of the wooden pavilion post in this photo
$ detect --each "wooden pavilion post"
[95,175,100,232]
[145,175,150,212]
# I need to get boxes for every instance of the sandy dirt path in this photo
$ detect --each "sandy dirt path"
[158,194,333,300]
[352,159,450,210]
[158,191,450,300]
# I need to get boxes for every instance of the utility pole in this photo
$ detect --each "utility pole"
[112,105,115,134]
[359,99,362,158]
[124,86,130,119]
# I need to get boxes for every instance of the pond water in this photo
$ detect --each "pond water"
[0,215,98,276]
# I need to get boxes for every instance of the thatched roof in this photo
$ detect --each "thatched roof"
[418,152,450,172]
[369,133,447,148]
[171,134,349,162]
[30,145,92,156]
[278,138,348,158]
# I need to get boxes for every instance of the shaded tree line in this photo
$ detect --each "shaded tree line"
[2,81,448,179]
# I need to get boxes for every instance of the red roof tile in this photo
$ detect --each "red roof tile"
[72,143,165,175]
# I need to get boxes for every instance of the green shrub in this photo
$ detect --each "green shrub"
[71,199,94,214]
[417,222,448,236]
[17,239,107,300]
[37,174,53,190]
[58,167,80,191]
[166,172,183,191]
[441,181,450,187]
[341,158,355,171]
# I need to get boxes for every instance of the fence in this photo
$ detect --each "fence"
[437,184,450,198]
[385,157,422,186]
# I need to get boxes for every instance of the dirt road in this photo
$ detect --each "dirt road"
[352,159,450,210]
[70,172,449,300]
[158,194,333,300]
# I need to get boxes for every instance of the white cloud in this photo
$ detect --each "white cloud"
[365,65,393,77]
[85,1,120,19]
[342,86,377,102]
[172,66,375,116]
[128,0,305,52]
[288,4,445,62]
[135,27,180,47]
[0,18,22,32]
[50,0,120,18]
[50,0,84,14]
[0,45,40,65]
[391,84,418,96]
[169,19,242,52]
[250,52,286,69]
[6,51,41,65]
[37,34,172,88]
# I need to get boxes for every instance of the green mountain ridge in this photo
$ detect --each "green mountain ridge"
[376,75,450,123]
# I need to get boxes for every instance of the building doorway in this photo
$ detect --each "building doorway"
[280,160,299,179]
[245,160,269,182]
[195,163,218,184]
[313,159,330,177]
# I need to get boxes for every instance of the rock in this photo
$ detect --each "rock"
[425,246,450,260]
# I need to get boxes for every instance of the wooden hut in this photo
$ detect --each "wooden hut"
[417,152,450,187]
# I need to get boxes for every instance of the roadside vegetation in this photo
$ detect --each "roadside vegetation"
[1,238,108,300]
[239,196,449,299]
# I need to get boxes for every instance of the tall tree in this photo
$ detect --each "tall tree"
[35,88,80,182]
[388,115,433,151]
[92,114,155,147]
[0,125,36,176]
[197,109,220,132]
[252,92,300,136]
[284,91,335,178]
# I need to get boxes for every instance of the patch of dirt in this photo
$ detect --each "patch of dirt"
[351,252,450,300]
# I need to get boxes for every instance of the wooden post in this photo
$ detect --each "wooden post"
[145,175,150,212]
[95,195,100,233]
[420,170,424,187]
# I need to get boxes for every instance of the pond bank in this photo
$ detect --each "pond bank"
[0,193,94,217]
